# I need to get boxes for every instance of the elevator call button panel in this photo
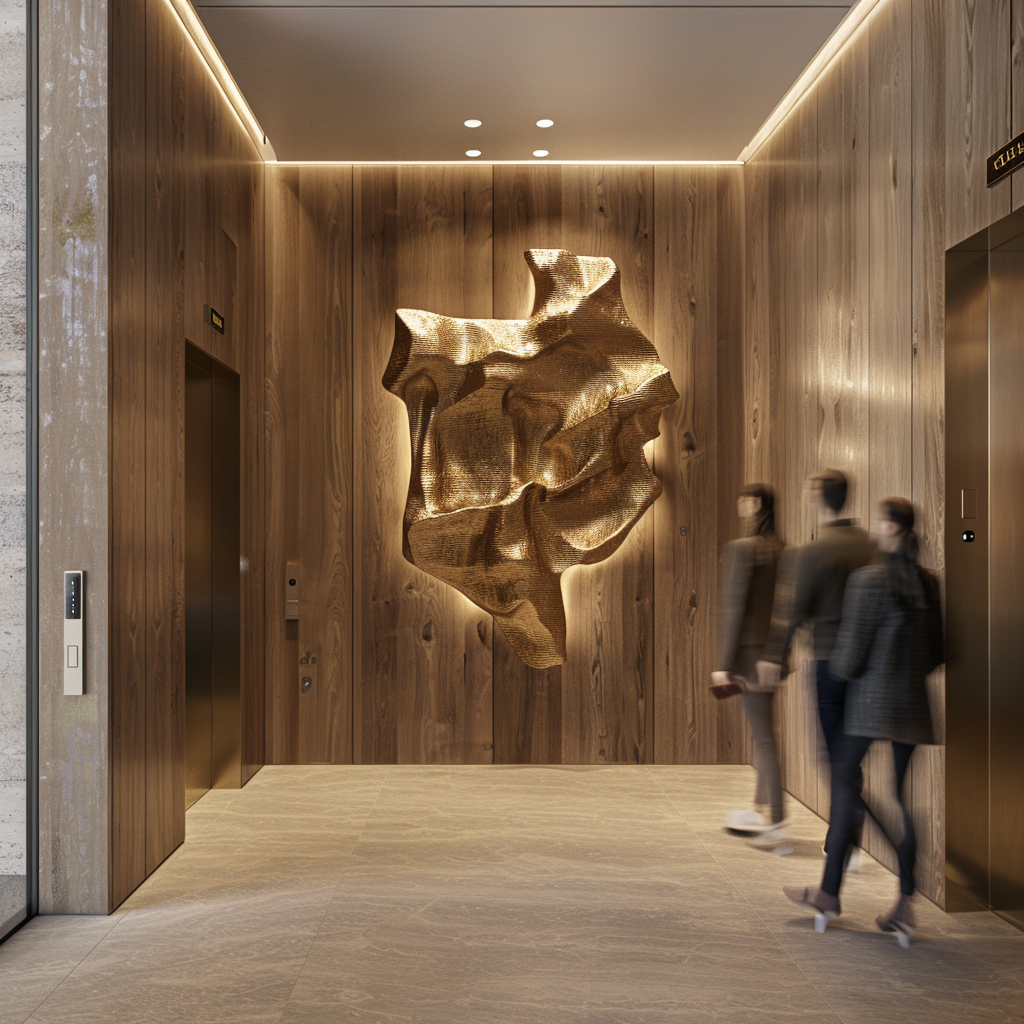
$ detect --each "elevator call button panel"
[64,570,84,696]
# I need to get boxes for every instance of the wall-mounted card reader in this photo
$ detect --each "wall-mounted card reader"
[64,570,84,695]
[285,562,299,620]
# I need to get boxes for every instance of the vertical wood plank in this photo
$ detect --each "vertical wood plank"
[297,165,353,764]
[491,164,564,764]
[744,149,772,486]
[1013,0,1024,210]
[559,166,656,764]
[109,0,147,907]
[145,0,186,872]
[714,167,749,765]
[264,165,301,763]
[652,165,720,765]
[945,0,1011,246]
[912,0,948,906]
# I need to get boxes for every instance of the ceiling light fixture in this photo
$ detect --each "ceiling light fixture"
[536,119,554,128]
[464,119,482,128]
[533,150,549,158]
[466,150,482,158]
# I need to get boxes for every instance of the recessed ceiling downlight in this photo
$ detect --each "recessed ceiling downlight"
[466,149,482,158]
[533,150,549,158]
[464,119,482,128]
[536,119,554,128]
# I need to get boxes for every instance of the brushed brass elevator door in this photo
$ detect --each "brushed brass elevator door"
[185,344,241,810]
[946,210,1024,932]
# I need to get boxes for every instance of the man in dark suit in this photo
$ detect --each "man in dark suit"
[757,471,876,849]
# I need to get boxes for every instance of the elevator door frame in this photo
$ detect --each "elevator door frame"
[185,342,242,810]
[945,204,1024,933]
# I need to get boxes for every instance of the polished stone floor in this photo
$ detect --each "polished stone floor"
[1,765,1022,1023]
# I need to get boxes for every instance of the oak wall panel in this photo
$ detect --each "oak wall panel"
[269,164,745,767]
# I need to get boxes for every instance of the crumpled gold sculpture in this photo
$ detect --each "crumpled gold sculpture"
[383,249,678,669]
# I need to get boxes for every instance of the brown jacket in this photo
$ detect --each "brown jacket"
[717,534,783,677]
[762,519,876,668]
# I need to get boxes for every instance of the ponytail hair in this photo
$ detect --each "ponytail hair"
[741,483,777,541]
[880,496,924,607]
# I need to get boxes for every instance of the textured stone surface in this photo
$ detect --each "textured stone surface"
[2,765,1023,1022]
[384,249,677,669]
[0,0,25,883]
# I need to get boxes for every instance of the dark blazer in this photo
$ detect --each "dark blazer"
[717,534,782,678]
[762,519,876,666]
[829,564,944,746]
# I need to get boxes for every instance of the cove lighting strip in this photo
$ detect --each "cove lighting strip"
[165,0,276,161]
[738,0,886,162]
[271,161,743,167]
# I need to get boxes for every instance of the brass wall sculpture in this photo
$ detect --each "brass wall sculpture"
[383,249,679,669]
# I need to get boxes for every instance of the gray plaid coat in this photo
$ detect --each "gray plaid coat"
[830,564,944,745]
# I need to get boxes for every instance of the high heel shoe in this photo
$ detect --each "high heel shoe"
[876,896,916,949]
[784,885,841,933]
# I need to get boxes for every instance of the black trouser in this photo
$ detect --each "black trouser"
[815,660,863,848]
[822,735,917,898]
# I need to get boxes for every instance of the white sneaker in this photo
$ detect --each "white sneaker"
[727,808,768,831]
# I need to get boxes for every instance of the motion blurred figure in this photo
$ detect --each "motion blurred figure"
[758,470,875,858]
[711,484,787,838]
[785,498,944,946]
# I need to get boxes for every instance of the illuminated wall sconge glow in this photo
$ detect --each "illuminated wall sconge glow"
[536,119,554,128]
[464,119,482,128]
[466,150,482,158]
[533,150,549,158]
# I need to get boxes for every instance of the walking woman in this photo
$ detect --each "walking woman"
[785,497,944,945]
[711,484,787,837]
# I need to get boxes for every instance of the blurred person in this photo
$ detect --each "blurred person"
[784,497,944,946]
[757,470,875,860]
[711,484,787,838]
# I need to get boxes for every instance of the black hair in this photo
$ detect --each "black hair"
[740,483,777,540]
[880,496,925,607]
[813,470,848,513]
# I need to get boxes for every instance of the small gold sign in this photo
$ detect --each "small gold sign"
[988,132,1024,187]
[209,306,225,333]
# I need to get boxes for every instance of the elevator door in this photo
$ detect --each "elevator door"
[185,344,241,810]
[946,211,1024,932]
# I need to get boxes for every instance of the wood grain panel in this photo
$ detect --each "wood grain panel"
[264,165,302,763]
[1014,0,1024,210]
[714,167,749,766]
[911,0,948,905]
[297,165,353,764]
[557,167,655,764]
[491,165,564,764]
[108,0,148,908]
[652,166,720,765]
[353,166,494,764]
[145,0,187,873]
[945,0,1011,246]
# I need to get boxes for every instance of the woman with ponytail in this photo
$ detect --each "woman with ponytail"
[785,497,944,945]
[712,484,787,838]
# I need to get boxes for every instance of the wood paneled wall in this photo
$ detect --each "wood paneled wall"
[741,0,1024,907]
[108,0,265,909]
[265,164,748,766]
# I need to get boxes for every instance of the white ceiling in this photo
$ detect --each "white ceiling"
[196,1,854,162]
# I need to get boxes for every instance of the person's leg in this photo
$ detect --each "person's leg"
[821,734,873,897]
[816,661,864,849]
[741,690,784,824]
[891,741,917,896]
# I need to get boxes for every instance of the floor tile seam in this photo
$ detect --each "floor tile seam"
[645,769,848,1022]
[20,912,132,1022]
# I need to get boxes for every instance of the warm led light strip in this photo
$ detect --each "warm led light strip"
[737,0,886,163]
[272,160,743,167]
[165,0,276,161]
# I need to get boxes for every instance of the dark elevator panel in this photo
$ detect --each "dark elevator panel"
[945,208,1024,931]
[185,344,241,810]
[988,239,1024,927]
